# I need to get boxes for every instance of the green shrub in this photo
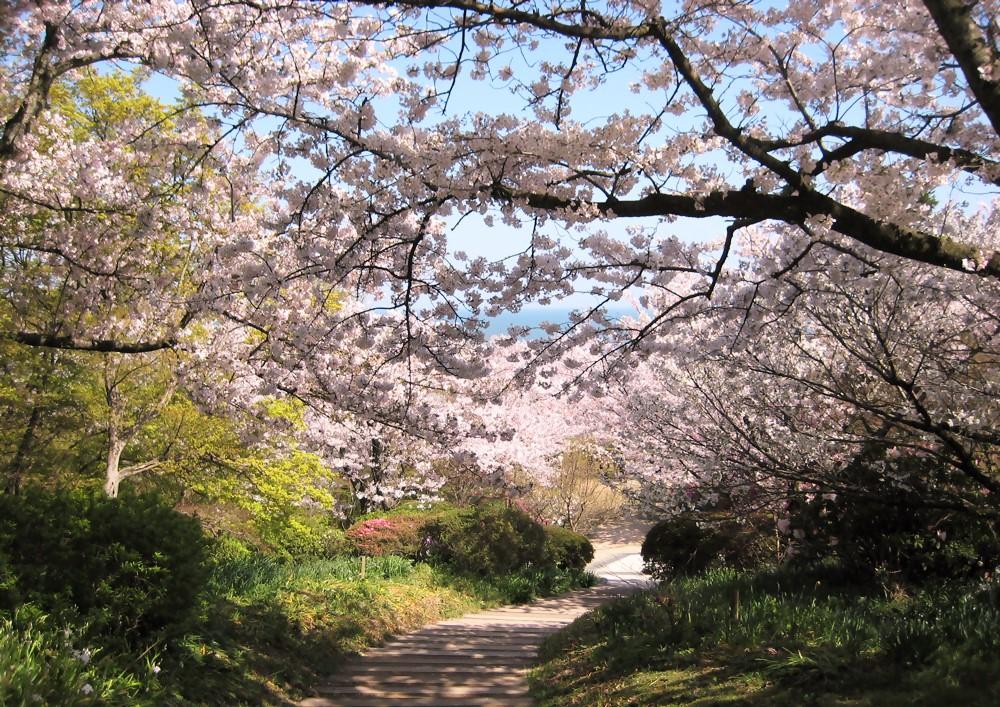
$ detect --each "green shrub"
[209,533,255,563]
[641,516,712,578]
[323,527,353,557]
[785,460,1000,582]
[0,487,209,646]
[428,503,548,576]
[544,525,595,571]
[354,500,457,521]
[641,515,767,579]
[346,515,430,558]
[254,507,351,559]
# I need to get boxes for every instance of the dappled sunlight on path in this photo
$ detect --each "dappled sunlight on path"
[299,519,652,706]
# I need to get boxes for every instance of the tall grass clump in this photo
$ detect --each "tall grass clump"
[207,554,415,599]
[0,609,155,707]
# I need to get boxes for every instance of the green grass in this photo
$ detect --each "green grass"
[530,566,1000,706]
[159,559,486,704]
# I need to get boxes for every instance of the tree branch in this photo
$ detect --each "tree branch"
[3,332,178,353]
[922,0,1000,135]
[493,185,999,277]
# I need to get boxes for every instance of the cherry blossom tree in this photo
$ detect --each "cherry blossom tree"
[2,1,996,364]
[0,0,998,511]
[601,222,1000,525]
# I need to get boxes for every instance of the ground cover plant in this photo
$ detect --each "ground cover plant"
[531,565,1000,706]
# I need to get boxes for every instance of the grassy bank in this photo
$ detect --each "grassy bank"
[2,554,593,706]
[530,566,1000,706]
[0,490,599,705]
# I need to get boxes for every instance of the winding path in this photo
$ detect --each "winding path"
[299,519,651,707]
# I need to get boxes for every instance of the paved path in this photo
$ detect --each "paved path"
[300,519,652,707]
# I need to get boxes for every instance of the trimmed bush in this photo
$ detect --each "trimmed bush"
[0,487,209,646]
[428,503,548,576]
[544,525,595,571]
[641,515,767,579]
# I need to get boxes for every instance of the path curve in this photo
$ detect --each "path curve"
[300,519,652,707]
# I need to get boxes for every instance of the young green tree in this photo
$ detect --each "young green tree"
[0,68,222,496]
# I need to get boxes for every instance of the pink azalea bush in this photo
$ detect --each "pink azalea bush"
[346,516,429,558]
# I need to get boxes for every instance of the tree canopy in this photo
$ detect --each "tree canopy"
[0,1,997,528]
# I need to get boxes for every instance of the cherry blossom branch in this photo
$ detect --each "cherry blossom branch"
[922,0,1000,135]
[493,184,999,277]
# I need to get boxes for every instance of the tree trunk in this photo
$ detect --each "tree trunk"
[5,404,41,495]
[104,434,125,498]
[5,357,54,495]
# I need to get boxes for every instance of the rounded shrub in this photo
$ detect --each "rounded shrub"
[209,533,255,563]
[322,527,354,557]
[642,516,715,579]
[253,507,351,559]
[641,515,765,579]
[0,487,209,646]
[428,503,548,576]
[544,525,595,571]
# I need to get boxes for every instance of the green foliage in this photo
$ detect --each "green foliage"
[51,68,172,142]
[206,555,416,600]
[207,533,256,564]
[0,344,101,492]
[543,525,595,571]
[0,609,155,707]
[175,415,344,557]
[641,515,768,579]
[493,567,599,604]
[428,502,548,576]
[253,507,346,559]
[322,527,354,557]
[786,460,1000,583]
[0,487,209,646]
[354,500,457,521]
[641,516,716,578]
[532,566,1000,706]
